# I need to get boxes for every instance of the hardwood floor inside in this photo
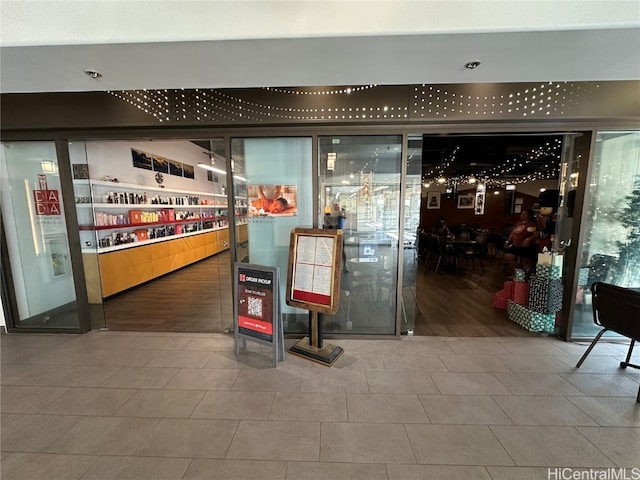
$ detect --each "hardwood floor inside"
[103,253,233,333]
[103,250,535,337]
[413,254,535,337]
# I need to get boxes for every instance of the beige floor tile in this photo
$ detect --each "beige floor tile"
[332,353,385,370]
[320,423,415,463]
[204,351,270,369]
[495,373,584,395]
[365,371,439,394]
[132,336,192,350]
[0,385,69,413]
[269,392,347,422]
[232,369,302,392]
[405,424,513,465]
[498,340,568,356]
[46,416,159,455]
[497,354,573,373]
[560,373,640,397]
[0,452,97,480]
[81,456,190,480]
[41,387,136,416]
[191,390,274,419]
[182,337,236,351]
[567,396,640,426]
[438,354,511,373]
[577,426,640,467]
[299,369,369,393]
[32,348,159,367]
[2,364,120,387]
[66,335,144,350]
[487,466,556,480]
[492,395,598,426]
[165,368,239,390]
[431,373,511,395]
[347,393,428,423]
[115,389,205,417]
[135,418,238,458]
[146,350,213,368]
[396,341,456,355]
[1,414,81,452]
[555,354,640,374]
[184,459,287,480]
[419,395,512,425]
[227,420,320,461]
[100,366,179,389]
[286,461,388,480]
[446,341,511,355]
[490,426,615,467]
[386,464,492,480]
[382,353,447,372]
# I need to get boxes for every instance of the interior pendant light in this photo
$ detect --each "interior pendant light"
[468,162,477,184]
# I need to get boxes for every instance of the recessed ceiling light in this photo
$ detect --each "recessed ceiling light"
[465,61,481,70]
[84,69,102,79]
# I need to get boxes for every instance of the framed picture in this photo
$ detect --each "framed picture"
[72,163,89,180]
[474,191,485,215]
[168,159,183,177]
[152,154,169,173]
[426,191,441,209]
[131,148,153,170]
[457,194,475,209]
[182,163,195,179]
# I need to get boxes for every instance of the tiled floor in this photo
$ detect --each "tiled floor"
[1,332,639,480]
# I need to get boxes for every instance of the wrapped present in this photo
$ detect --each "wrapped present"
[507,300,555,333]
[493,290,509,310]
[513,281,530,306]
[515,269,526,282]
[535,264,562,280]
[538,251,564,268]
[529,276,563,314]
[503,281,514,299]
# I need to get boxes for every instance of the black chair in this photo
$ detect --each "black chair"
[576,282,640,402]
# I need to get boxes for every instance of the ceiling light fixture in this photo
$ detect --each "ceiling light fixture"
[465,60,481,70]
[84,69,102,79]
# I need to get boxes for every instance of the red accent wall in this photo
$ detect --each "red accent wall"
[420,189,539,234]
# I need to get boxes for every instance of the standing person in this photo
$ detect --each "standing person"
[503,209,538,277]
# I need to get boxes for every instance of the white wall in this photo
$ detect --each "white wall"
[83,140,223,194]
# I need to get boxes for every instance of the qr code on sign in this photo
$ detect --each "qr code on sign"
[247,296,263,318]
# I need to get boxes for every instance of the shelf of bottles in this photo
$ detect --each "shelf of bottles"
[74,180,229,253]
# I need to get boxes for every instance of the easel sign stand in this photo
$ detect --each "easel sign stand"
[286,228,344,366]
[234,263,285,368]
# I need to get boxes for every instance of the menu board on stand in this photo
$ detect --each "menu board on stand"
[286,228,344,366]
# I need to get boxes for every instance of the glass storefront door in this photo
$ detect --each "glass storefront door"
[569,130,640,338]
[318,135,404,335]
[1,142,82,330]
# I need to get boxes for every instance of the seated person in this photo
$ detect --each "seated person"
[434,216,450,241]
[503,209,538,277]
[251,185,288,214]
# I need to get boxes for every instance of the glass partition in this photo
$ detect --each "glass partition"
[318,135,403,335]
[231,137,313,333]
[569,130,640,338]
[1,141,81,329]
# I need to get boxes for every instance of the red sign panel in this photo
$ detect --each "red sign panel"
[33,189,61,216]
